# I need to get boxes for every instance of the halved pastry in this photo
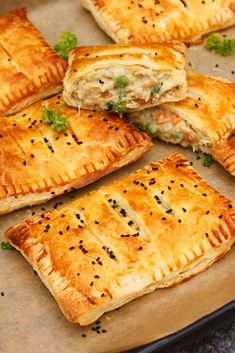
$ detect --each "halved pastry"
[0,8,67,117]
[128,71,235,176]
[81,0,235,44]
[0,95,152,215]
[5,153,235,325]
[63,43,187,114]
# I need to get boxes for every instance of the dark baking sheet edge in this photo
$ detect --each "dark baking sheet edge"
[126,300,235,353]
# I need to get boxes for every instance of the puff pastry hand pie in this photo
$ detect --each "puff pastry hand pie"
[128,71,235,176]
[5,153,235,325]
[0,95,152,215]
[63,43,187,114]
[0,8,67,117]
[81,0,235,44]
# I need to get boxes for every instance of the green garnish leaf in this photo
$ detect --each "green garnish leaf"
[1,241,14,250]
[151,83,161,95]
[205,33,235,56]
[202,154,213,167]
[107,100,126,115]
[54,31,78,60]
[42,102,69,132]
[115,75,129,88]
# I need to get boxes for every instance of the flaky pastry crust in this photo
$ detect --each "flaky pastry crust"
[0,95,153,214]
[128,71,235,176]
[81,0,235,44]
[63,42,187,112]
[0,8,67,116]
[5,153,235,325]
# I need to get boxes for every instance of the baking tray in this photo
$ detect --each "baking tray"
[0,2,235,353]
[129,300,235,352]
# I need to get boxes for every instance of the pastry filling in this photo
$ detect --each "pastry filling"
[128,108,211,153]
[75,66,183,113]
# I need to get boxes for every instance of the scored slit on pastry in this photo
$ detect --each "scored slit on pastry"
[0,95,153,215]
[128,71,235,176]
[5,153,235,325]
[81,0,235,44]
[0,8,67,116]
[63,42,187,114]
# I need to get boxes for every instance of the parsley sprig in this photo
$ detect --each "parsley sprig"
[42,102,69,132]
[202,154,213,167]
[54,31,78,60]
[205,33,235,56]
[1,241,14,250]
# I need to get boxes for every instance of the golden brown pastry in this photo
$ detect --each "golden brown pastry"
[81,0,235,44]
[128,71,235,176]
[63,42,187,114]
[0,95,153,214]
[0,8,67,117]
[5,153,235,325]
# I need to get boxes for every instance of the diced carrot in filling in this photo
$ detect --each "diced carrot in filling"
[152,110,181,125]
[101,92,113,98]
[182,132,198,143]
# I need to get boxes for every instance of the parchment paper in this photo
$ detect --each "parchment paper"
[0,1,234,353]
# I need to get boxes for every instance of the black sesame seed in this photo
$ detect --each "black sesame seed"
[138,246,143,250]
[219,215,223,219]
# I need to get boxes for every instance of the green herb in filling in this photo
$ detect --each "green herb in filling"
[175,132,183,141]
[205,33,235,56]
[54,31,78,60]
[106,100,126,115]
[151,83,161,95]
[202,154,213,167]
[42,102,69,132]
[1,242,14,250]
[143,122,157,136]
[115,75,129,88]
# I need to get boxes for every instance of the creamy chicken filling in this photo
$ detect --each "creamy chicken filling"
[76,66,175,113]
[129,109,212,154]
